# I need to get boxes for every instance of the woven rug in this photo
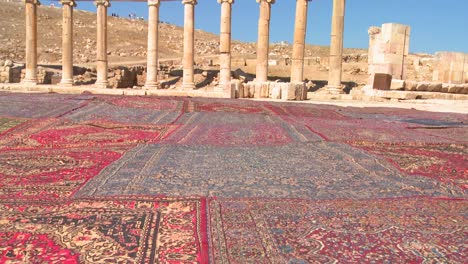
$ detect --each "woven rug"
[299,117,452,143]
[165,112,321,146]
[351,142,468,190]
[185,98,274,115]
[0,197,208,263]
[209,197,467,263]
[64,101,183,125]
[0,147,125,201]
[75,142,463,199]
[0,119,176,150]
[0,93,86,118]
[0,117,27,134]
[0,93,467,263]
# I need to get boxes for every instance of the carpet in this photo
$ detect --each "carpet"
[64,101,183,125]
[0,117,27,134]
[0,197,208,263]
[0,147,125,201]
[0,119,176,150]
[209,197,467,263]
[351,142,468,190]
[299,117,452,143]
[75,142,463,199]
[165,112,321,146]
[0,93,467,263]
[185,98,274,115]
[0,93,87,119]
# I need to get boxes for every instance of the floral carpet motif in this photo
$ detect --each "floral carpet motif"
[209,197,468,264]
[75,142,462,199]
[351,142,468,190]
[0,92,467,263]
[0,197,208,263]
[0,119,176,150]
[0,147,125,201]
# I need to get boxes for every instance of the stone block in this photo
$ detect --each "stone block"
[447,84,464,94]
[390,79,405,90]
[404,80,418,91]
[416,82,429,91]
[270,83,281,99]
[427,82,442,92]
[372,73,392,90]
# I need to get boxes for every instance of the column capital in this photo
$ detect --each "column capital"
[148,0,160,7]
[182,0,197,5]
[256,0,275,4]
[24,0,41,5]
[94,0,111,7]
[60,0,76,6]
[218,0,234,4]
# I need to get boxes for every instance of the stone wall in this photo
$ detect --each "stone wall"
[233,81,307,100]
[368,23,410,83]
[0,60,22,83]
[20,67,53,84]
[432,52,467,84]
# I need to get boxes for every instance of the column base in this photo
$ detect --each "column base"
[325,85,345,94]
[214,82,229,93]
[182,82,195,90]
[144,81,160,89]
[59,79,74,86]
[95,80,109,89]
[22,79,37,86]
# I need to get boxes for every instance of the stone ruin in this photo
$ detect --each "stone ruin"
[366,23,468,95]
[368,23,410,87]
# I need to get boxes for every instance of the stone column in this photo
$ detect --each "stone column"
[326,0,345,93]
[145,0,160,89]
[95,0,110,88]
[182,0,197,90]
[216,0,234,93]
[290,0,309,83]
[60,0,76,86]
[255,0,275,83]
[23,0,40,85]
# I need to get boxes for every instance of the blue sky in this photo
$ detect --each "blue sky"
[44,0,468,54]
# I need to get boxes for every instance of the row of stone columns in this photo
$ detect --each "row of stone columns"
[23,0,345,94]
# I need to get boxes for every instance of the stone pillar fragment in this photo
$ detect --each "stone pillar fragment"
[290,0,309,83]
[216,0,234,93]
[23,0,41,85]
[145,0,160,89]
[367,23,411,87]
[326,0,345,93]
[433,52,466,84]
[60,0,76,86]
[255,0,275,83]
[95,0,110,88]
[182,0,197,90]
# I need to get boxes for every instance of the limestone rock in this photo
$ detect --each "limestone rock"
[390,79,405,90]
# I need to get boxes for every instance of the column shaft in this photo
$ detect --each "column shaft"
[217,0,233,93]
[327,0,345,93]
[182,0,197,89]
[255,0,274,82]
[145,0,160,88]
[60,0,75,86]
[290,0,308,83]
[95,0,109,88]
[24,0,40,85]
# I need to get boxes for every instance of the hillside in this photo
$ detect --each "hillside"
[0,2,366,66]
